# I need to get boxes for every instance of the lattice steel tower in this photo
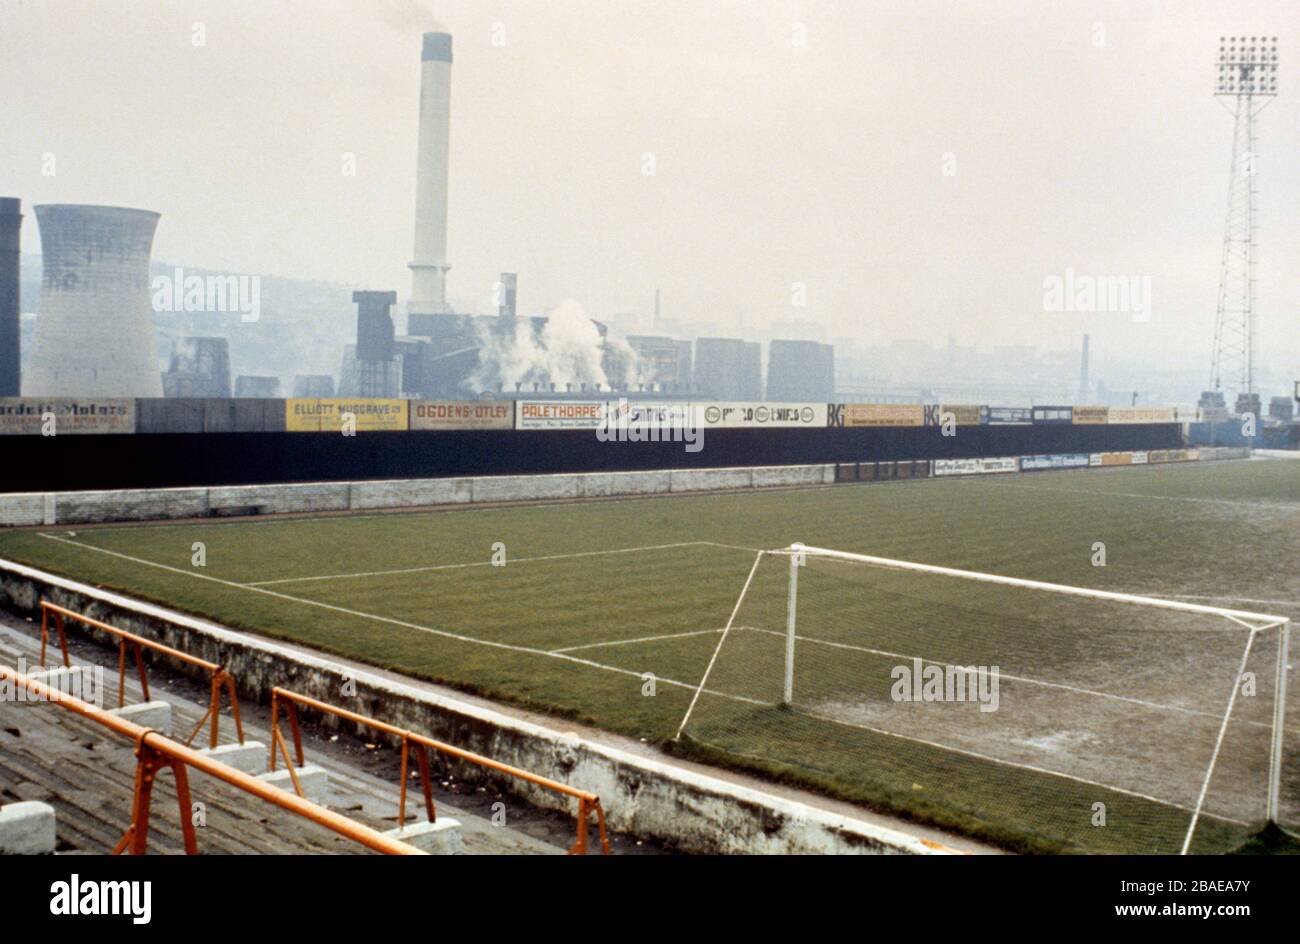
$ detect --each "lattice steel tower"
[1208,35,1278,412]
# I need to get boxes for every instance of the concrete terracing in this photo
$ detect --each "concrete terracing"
[0,616,646,855]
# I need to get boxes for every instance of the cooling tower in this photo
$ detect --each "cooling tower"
[408,32,453,318]
[25,204,163,397]
[0,197,20,396]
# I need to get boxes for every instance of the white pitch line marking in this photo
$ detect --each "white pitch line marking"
[551,628,725,653]
[984,479,1299,509]
[245,541,727,587]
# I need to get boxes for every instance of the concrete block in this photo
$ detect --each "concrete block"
[199,741,267,775]
[108,700,172,734]
[668,468,752,492]
[0,801,57,854]
[751,465,828,488]
[0,493,46,527]
[209,483,350,515]
[472,473,579,503]
[577,470,671,498]
[257,763,329,801]
[384,817,462,855]
[349,477,472,510]
[56,488,208,524]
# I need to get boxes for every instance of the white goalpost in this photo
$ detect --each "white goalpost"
[677,542,1292,854]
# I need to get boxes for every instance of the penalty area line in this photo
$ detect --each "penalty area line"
[32,532,756,701]
[244,540,749,587]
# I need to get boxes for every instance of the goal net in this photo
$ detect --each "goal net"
[675,544,1292,854]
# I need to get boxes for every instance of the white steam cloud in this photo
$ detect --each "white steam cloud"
[373,0,445,34]
[469,299,642,393]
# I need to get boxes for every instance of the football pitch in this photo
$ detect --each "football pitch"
[1,458,1297,854]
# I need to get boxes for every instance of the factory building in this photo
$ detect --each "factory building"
[24,204,163,397]
[766,339,835,401]
[292,374,336,398]
[0,198,21,396]
[694,337,761,400]
[626,335,693,392]
[233,375,280,398]
[161,337,231,398]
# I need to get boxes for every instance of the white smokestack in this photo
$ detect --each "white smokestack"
[409,31,452,317]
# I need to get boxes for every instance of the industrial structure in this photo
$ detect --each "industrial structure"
[162,337,232,398]
[292,375,336,398]
[233,375,280,398]
[498,272,517,319]
[24,204,163,398]
[1077,334,1090,405]
[626,335,693,392]
[694,338,762,400]
[341,291,401,398]
[1207,35,1278,416]
[0,197,21,396]
[766,339,834,401]
[408,32,453,320]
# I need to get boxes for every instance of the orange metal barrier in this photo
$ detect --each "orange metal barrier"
[269,687,612,855]
[0,663,421,855]
[40,599,243,749]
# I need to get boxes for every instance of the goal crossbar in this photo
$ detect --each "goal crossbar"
[782,544,1290,628]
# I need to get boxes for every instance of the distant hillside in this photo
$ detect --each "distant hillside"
[19,255,360,393]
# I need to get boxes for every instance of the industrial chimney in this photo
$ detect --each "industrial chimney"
[408,32,453,318]
[498,272,517,319]
[25,204,163,397]
[0,197,20,396]
[1078,333,1090,404]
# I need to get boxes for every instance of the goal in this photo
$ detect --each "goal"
[675,543,1292,854]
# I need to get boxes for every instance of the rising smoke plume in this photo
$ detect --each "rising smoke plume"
[372,0,445,34]
[469,299,642,393]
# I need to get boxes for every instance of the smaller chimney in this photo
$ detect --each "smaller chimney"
[498,272,517,319]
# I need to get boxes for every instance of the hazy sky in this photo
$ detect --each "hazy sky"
[2,0,1297,383]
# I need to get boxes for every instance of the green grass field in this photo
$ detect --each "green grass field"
[1,458,1297,853]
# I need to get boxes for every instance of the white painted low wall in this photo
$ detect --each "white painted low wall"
[0,464,838,528]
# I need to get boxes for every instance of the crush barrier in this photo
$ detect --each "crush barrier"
[0,663,421,854]
[269,686,611,854]
[40,599,243,749]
